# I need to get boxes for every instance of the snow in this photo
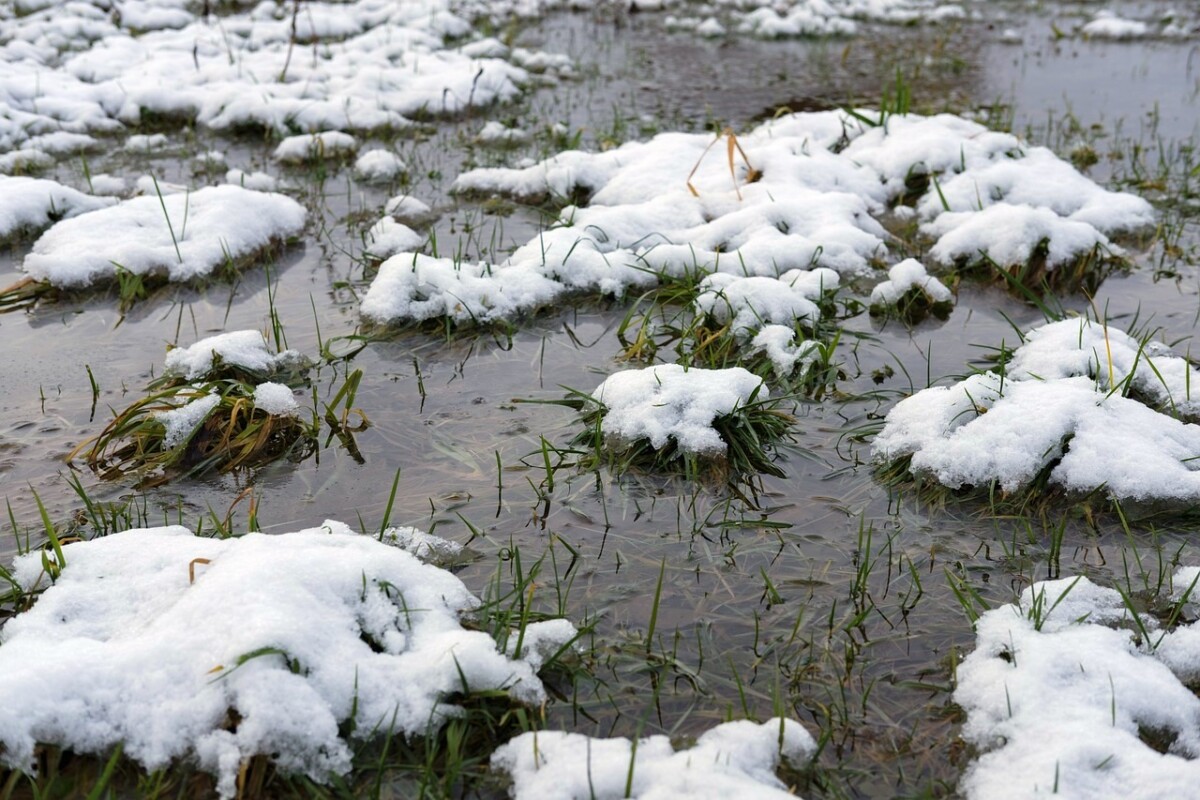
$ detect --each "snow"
[0,0,557,156]
[1082,12,1150,39]
[158,391,220,448]
[477,121,531,146]
[926,203,1116,270]
[273,131,358,164]
[164,330,305,380]
[590,364,769,455]
[21,185,306,288]
[695,16,727,38]
[364,217,425,261]
[354,149,407,182]
[493,717,816,799]
[0,176,115,240]
[956,572,1200,799]
[251,382,300,416]
[225,169,278,192]
[378,109,1148,328]
[0,522,576,798]
[872,318,1200,502]
[361,252,564,325]
[694,268,839,336]
[87,174,128,196]
[384,194,434,225]
[124,133,169,153]
[869,258,953,306]
[750,324,822,376]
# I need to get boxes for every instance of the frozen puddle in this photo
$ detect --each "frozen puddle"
[873,317,1200,503]
[0,522,576,798]
[956,572,1200,799]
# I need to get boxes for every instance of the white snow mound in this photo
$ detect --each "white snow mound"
[366,110,1152,327]
[591,364,770,454]
[164,330,305,380]
[492,717,816,800]
[956,572,1200,799]
[0,522,576,798]
[0,176,115,240]
[873,317,1200,501]
[22,185,306,287]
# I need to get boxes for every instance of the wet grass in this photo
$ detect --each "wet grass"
[1,6,1199,800]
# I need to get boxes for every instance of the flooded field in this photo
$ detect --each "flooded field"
[1,1,1199,797]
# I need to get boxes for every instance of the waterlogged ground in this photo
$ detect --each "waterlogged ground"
[2,1,1200,796]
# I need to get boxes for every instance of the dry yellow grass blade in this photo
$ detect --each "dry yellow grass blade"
[686,127,761,201]
[189,557,212,584]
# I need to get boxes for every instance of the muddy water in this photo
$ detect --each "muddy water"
[2,4,1200,796]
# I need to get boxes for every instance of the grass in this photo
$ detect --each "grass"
[71,379,318,487]
[869,284,955,325]
[65,347,367,487]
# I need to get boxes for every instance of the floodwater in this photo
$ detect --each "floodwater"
[1,2,1199,796]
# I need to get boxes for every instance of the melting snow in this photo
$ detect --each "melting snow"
[0,522,576,798]
[21,185,306,287]
[956,573,1200,799]
[590,364,769,455]
[164,330,305,380]
[493,717,816,799]
[363,110,1148,327]
[0,176,115,240]
[873,317,1200,502]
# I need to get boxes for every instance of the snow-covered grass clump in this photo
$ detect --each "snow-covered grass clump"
[164,329,308,381]
[0,176,115,240]
[273,131,358,164]
[1081,11,1151,39]
[572,364,792,479]
[493,717,816,799]
[956,572,1200,799]
[360,109,1152,329]
[0,521,577,799]
[873,317,1200,504]
[671,0,964,39]
[75,330,320,484]
[20,185,306,288]
[694,268,839,336]
[869,258,954,322]
[354,149,407,182]
[477,120,531,147]
[0,1,555,153]
[364,218,425,261]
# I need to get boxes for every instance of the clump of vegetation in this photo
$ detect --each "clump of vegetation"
[963,242,1123,298]
[69,349,367,487]
[616,272,849,398]
[869,283,954,323]
[71,380,316,487]
[557,385,795,483]
[868,260,956,324]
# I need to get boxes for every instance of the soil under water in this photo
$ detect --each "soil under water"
[1,2,1199,795]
